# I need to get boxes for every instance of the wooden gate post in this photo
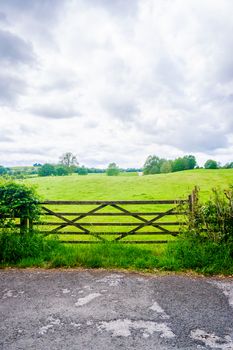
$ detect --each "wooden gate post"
[20,217,28,234]
[189,187,199,215]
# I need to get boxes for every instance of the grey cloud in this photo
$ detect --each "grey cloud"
[0,29,35,65]
[105,100,139,121]
[139,113,229,153]
[154,55,185,94]
[0,73,26,105]
[41,78,77,93]
[0,145,53,156]
[103,93,139,122]
[0,134,13,142]
[30,105,81,119]
[0,0,65,22]
[173,127,228,153]
[0,12,7,23]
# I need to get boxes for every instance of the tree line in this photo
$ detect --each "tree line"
[0,152,232,178]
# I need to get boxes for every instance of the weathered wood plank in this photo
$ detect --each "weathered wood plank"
[39,231,180,235]
[43,211,186,216]
[40,200,187,205]
[59,240,170,244]
[34,222,184,226]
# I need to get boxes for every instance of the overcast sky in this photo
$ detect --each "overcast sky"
[0,0,233,168]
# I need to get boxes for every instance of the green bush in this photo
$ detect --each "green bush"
[0,181,40,228]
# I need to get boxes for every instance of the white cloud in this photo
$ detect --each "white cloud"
[0,0,233,167]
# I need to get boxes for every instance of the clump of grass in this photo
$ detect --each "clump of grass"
[0,230,60,265]
[0,232,159,270]
[160,237,233,275]
[48,243,159,270]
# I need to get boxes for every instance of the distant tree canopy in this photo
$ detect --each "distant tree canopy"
[223,162,233,169]
[143,155,197,175]
[204,159,218,169]
[38,164,56,177]
[106,162,120,176]
[143,156,163,175]
[0,166,9,175]
[75,166,88,175]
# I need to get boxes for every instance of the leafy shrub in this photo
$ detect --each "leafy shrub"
[188,187,233,243]
[0,181,40,228]
[55,166,70,176]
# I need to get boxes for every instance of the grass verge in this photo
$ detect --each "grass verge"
[1,232,233,275]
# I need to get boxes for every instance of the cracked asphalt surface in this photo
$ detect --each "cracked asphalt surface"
[1,269,233,350]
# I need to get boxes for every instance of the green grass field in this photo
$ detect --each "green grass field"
[22,169,233,244]
[25,169,233,201]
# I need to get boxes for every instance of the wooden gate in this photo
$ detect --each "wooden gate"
[30,198,189,243]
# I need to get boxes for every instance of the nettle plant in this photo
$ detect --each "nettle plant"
[0,181,40,228]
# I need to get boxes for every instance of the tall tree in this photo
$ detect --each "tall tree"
[204,159,218,169]
[183,155,197,169]
[143,155,162,175]
[59,152,78,167]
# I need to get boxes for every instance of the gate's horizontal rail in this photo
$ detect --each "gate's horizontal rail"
[59,240,170,244]
[43,211,186,216]
[35,222,185,226]
[39,231,180,235]
[40,200,187,205]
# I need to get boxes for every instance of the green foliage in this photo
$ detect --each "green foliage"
[106,162,120,176]
[38,164,71,177]
[0,181,40,226]
[160,160,172,173]
[0,231,60,264]
[55,166,70,176]
[172,155,197,172]
[204,159,218,169]
[0,166,9,176]
[75,166,88,175]
[223,162,233,169]
[188,187,233,243]
[38,163,56,176]
[143,155,162,174]
[171,157,185,172]
[143,154,197,175]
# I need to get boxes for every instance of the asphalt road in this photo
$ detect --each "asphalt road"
[1,269,233,350]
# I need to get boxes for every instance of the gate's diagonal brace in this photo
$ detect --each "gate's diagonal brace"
[42,206,90,233]
[49,203,108,233]
[115,207,175,241]
[111,204,171,238]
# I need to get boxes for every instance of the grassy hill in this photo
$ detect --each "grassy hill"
[25,169,233,201]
